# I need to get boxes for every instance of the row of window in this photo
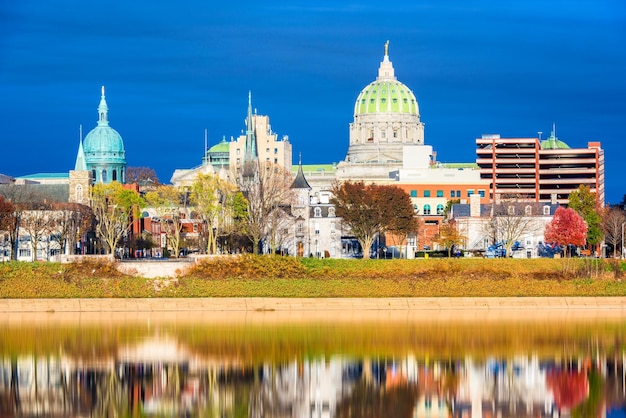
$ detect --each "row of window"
[313,207,335,217]
[409,189,486,198]
[413,204,445,215]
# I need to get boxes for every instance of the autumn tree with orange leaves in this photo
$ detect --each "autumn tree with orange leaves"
[331,181,418,259]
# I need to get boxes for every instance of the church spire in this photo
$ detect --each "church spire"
[74,124,87,171]
[244,91,258,164]
[97,85,109,127]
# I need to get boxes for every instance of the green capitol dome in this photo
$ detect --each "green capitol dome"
[344,42,425,165]
[354,42,419,116]
[80,86,127,184]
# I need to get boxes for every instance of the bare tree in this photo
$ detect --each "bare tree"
[49,203,94,255]
[20,201,55,261]
[235,161,294,255]
[602,206,626,258]
[0,185,38,260]
[481,201,544,257]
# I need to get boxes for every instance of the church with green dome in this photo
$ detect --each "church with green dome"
[75,86,127,184]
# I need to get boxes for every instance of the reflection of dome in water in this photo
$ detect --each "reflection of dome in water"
[81,86,127,184]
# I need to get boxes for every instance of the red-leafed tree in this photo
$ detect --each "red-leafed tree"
[544,207,587,256]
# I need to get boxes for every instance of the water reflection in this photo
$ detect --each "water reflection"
[1,310,625,417]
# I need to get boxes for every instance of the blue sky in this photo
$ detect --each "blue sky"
[1,0,625,203]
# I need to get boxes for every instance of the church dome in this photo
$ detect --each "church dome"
[83,87,126,163]
[354,80,418,115]
[208,137,230,154]
[83,126,125,156]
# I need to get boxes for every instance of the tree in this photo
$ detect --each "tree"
[125,166,160,187]
[381,186,420,258]
[235,161,294,255]
[481,201,544,257]
[568,185,603,247]
[434,220,466,257]
[20,201,55,261]
[602,206,626,258]
[190,173,239,254]
[0,185,39,260]
[49,202,94,255]
[144,185,186,258]
[332,181,418,259]
[0,196,15,259]
[91,182,144,255]
[544,207,587,256]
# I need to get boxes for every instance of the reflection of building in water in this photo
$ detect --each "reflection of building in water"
[2,342,626,417]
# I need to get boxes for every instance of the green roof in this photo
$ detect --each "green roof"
[292,164,337,175]
[17,173,69,180]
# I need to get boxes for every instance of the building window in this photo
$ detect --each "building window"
[296,222,304,234]
[314,207,322,218]
[436,204,445,215]
[393,129,398,138]
[413,204,418,213]
[467,190,474,197]
[478,190,485,197]
[112,170,117,181]
[525,205,532,215]
[91,169,96,181]
[330,222,335,234]
[423,204,431,215]
[543,206,551,215]
[410,190,417,197]
[508,206,515,215]
[436,190,443,197]
[456,190,461,198]
[102,170,108,183]
[274,148,278,154]
[328,207,335,217]
[450,190,455,198]
[315,222,320,235]
[424,190,431,198]
[75,185,83,202]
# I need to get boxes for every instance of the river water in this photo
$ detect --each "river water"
[1,309,625,417]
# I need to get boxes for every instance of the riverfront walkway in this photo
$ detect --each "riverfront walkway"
[1,297,626,313]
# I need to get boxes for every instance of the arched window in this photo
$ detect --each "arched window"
[112,170,117,181]
[75,184,83,202]
[314,207,322,218]
[524,205,532,215]
[423,204,431,215]
[91,169,96,181]
[102,169,108,183]
[436,204,444,215]
[328,207,335,217]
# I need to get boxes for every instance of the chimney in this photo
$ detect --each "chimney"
[551,193,557,205]
[470,193,481,217]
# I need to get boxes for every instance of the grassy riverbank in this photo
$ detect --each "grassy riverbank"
[0,255,625,298]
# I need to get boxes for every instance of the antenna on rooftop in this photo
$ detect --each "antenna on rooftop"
[538,131,542,140]
[79,124,83,142]
[204,128,208,152]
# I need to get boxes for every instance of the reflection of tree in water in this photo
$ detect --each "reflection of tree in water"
[93,371,129,418]
[336,380,418,418]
